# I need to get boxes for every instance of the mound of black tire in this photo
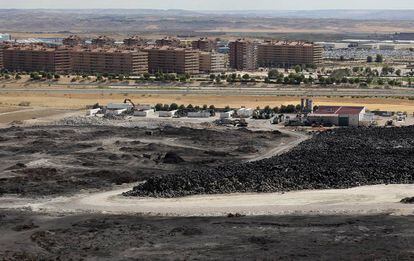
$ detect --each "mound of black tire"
[124,126,414,198]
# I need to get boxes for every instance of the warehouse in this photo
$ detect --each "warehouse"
[307,106,366,127]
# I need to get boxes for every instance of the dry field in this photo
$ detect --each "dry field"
[1,91,413,113]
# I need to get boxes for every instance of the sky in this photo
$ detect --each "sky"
[1,0,413,10]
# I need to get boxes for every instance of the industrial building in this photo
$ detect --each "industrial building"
[192,38,217,52]
[70,47,148,75]
[199,52,226,73]
[229,39,258,70]
[62,35,85,46]
[393,32,414,41]
[0,33,11,42]
[2,44,71,73]
[145,47,200,74]
[307,106,366,127]
[257,41,323,67]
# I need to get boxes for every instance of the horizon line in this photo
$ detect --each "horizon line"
[1,8,414,11]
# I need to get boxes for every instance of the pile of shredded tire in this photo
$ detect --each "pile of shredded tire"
[125,126,414,198]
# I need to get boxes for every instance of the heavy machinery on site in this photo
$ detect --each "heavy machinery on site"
[215,118,248,128]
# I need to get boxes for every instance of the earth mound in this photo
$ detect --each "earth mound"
[125,126,414,198]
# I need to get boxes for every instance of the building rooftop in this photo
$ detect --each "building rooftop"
[2,44,66,52]
[71,46,144,54]
[261,41,316,47]
[313,106,365,115]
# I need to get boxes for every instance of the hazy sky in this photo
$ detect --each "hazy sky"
[1,0,414,10]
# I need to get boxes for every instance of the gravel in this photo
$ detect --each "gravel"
[125,126,414,198]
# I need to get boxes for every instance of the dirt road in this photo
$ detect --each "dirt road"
[2,184,413,217]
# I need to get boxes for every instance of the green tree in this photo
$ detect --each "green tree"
[268,70,279,79]
[154,103,163,111]
[170,103,178,111]
[143,73,150,80]
[375,54,383,63]
[367,56,373,63]
[396,69,402,76]
[242,74,250,81]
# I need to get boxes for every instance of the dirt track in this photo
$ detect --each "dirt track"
[2,184,414,217]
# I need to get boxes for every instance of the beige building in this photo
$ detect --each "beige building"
[0,46,3,69]
[257,41,323,67]
[192,38,217,52]
[62,35,85,46]
[124,36,147,47]
[229,39,258,70]
[91,36,115,46]
[145,47,199,74]
[155,37,182,47]
[71,47,148,75]
[2,44,71,73]
[199,52,226,73]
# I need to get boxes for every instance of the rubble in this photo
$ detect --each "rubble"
[400,197,414,204]
[125,126,414,198]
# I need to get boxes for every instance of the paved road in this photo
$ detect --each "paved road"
[2,86,414,97]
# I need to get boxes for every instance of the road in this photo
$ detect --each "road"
[2,85,414,97]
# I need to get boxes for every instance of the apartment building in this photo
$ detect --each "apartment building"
[2,44,71,73]
[257,41,323,67]
[229,39,258,70]
[62,35,85,46]
[145,47,199,74]
[124,36,147,47]
[155,37,182,47]
[91,36,115,46]
[192,38,217,52]
[199,52,226,73]
[70,47,148,75]
[0,46,3,69]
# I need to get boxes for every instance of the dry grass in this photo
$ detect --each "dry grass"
[1,92,413,113]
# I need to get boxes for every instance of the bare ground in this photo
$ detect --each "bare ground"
[1,210,414,260]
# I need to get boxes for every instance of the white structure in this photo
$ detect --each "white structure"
[187,111,211,118]
[107,103,133,110]
[136,104,152,111]
[134,109,154,117]
[316,42,349,50]
[86,108,101,116]
[308,106,366,127]
[0,33,11,42]
[236,108,254,118]
[220,110,234,119]
[106,109,127,116]
[158,110,178,117]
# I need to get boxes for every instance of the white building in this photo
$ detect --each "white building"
[307,106,366,127]
[134,109,154,117]
[159,110,178,117]
[187,111,211,118]
[0,34,11,42]
[236,108,254,118]
[220,110,234,119]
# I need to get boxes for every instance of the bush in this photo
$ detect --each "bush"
[18,101,31,107]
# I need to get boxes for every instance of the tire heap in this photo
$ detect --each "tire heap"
[124,126,414,198]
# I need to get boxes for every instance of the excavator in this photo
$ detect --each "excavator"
[123,99,136,113]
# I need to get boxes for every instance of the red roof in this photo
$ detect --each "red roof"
[314,106,365,115]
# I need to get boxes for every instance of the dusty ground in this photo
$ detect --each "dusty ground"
[0,124,287,197]
[1,210,414,260]
[1,91,413,113]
